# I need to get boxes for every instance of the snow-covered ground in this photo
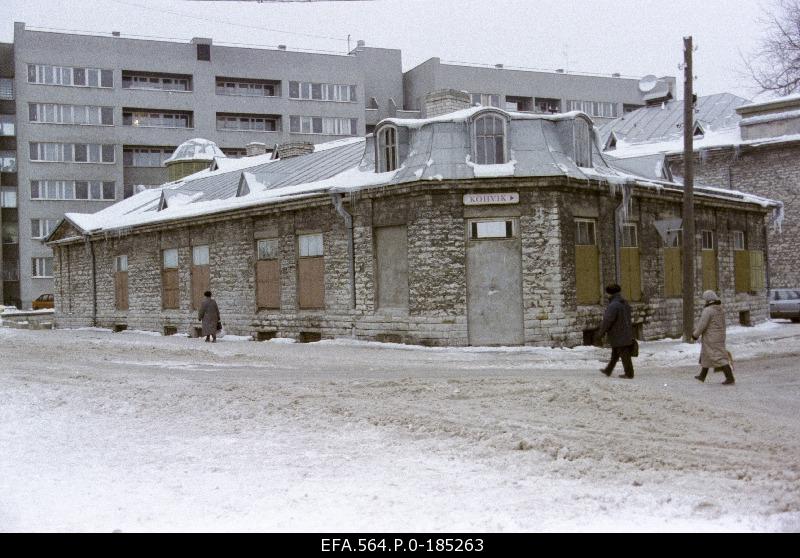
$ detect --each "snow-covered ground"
[1,322,799,532]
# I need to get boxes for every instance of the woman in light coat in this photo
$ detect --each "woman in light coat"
[692,290,735,385]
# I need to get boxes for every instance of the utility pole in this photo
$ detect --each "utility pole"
[682,36,695,342]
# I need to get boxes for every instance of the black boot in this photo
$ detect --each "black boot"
[695,368,708,382]
[721,365,735,385]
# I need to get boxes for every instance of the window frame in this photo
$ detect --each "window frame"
[471,112,508,165]
[32,257,54,278]
[575,218,597,246]
[468,218,517,240]
[701,229,714,250]
[377,125,398,172]
[732,230,746,251]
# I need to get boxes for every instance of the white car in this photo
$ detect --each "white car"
[769,289,800,322]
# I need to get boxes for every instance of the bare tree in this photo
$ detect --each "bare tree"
[746,0,800,95]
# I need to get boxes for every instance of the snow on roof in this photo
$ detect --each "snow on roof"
[380,106,590,129]
[737,92,800,111]
[164,138,227,164]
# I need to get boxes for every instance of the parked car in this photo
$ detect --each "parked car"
[32,293,54,310]
[769,289,800,322]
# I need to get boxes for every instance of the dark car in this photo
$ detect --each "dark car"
[32,293,54,310]
[769,289,800,322]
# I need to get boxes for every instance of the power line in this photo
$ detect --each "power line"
[108,0,351,42]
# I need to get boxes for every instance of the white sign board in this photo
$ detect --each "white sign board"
[463,193,519,206]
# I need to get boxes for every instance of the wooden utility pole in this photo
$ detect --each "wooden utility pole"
[682,36,695,342]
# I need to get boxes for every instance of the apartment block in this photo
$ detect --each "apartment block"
[9,22,673,308]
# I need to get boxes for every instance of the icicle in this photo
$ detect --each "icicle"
[771,201,785,233]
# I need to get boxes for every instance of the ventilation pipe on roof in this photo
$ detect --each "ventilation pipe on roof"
[278,44,287,51]
[331,193,356,310]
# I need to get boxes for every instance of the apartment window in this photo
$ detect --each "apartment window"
[162,248,179,309]
[123,109,192,129]
[2,221,18,244]
[733,230,745,251]
[191,245,210,310]
[0,78,13,100]
[122,72,191,92]
[30,142,115,163]
[535,98,561,114]
[31,180,115,201]
[469,219,515,239]
[216,78,279,97]
[377,126,398,172]
[567,100,618,118]
[32,257,54,278]
[470,93,500,107]
[289,81,356,102]
[0,150,16,172]
[115,255,129,311]
[216,113,278,132]
[1,187,17,208]
[29,103,113,126]
[197,43,211,61]
[123,147,174,167]
[256,238,280,309]
[574,118,592,167]
[0,114,14,136]
[473,114,506,165]
[289,116,357,136]
[31,219,58,239]
[27,64,112,88]
[575,219,599,304]
[298,233,324,309]
[505,96,533,112]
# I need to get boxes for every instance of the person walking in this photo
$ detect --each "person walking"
[198,290,220,343]
[692,290,735,385]
[597,284,636,379]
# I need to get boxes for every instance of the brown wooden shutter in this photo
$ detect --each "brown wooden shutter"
[749,250,764,292]
[575,245,600,305]
[162,269,179,309]
[664,247,682,297]
[620,247,641,302]
[114,271,128,310]
[191,265,210,309]
[298,256,325,309]
[701,250,718,292]
[256,260,281,309]
[734,250,751,293]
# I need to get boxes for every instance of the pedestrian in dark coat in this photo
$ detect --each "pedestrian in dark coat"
[692,290,735,385]
[198,290,220,343]
[596,284,636,378]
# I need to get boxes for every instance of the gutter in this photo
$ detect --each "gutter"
[331,193,356,310]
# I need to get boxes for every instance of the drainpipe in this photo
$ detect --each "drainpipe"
[87,237,98,326]
[331,193,356,310]
[763,221,771,294]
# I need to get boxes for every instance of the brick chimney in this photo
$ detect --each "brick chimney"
[275,141,315,159]
[423,89,472,118]
[246,142,268,157]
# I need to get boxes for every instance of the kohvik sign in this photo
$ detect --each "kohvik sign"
[463,192,519,205]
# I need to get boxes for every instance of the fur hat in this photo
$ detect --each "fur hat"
[702,290,720,302]
[605,284,622,295]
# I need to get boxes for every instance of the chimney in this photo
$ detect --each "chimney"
[278,44,287,51]
[495,64,504,69]
[555,68,565,73]
[112,31,121,37]
[357,40,365,48]
[275,141,315,159]
[246,142,268,157]
[423,89,471,118]
[612,72,621,78]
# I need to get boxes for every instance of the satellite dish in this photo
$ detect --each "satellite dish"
[638,75,659,93]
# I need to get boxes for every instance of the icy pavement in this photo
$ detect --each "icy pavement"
[1,321,799,532]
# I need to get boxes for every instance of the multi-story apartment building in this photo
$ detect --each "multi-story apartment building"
[1,41,18,307]
[10,21,673,308]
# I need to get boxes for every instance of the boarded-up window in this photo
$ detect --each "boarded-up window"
[575,219,599,305]
[162,248,179,309]
[701,230,717,292]
[733,232,749,292]
[620,224,641,302]
[375,226,409,309]
[298,233,324,309]
[664,247,683,297]
[191,245,210,310]
[256,238,280,309]
[749,250,765,292]
[114,255,128,310]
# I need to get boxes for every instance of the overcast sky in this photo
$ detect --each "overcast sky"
[4,0,773,100]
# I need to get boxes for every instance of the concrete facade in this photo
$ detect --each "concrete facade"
[1,41,18,307]
[49,177,771,347]
[12,22,674,308]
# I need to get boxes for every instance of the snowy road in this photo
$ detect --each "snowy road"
[1,323,799,532]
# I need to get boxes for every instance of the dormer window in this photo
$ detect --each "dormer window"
[693,122,705,138]
[474,114,506,165]
[574,117,592,167]
[377,125,398,172]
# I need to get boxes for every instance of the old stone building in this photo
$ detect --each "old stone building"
[46,94,780,346]
[601,93,798,289]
